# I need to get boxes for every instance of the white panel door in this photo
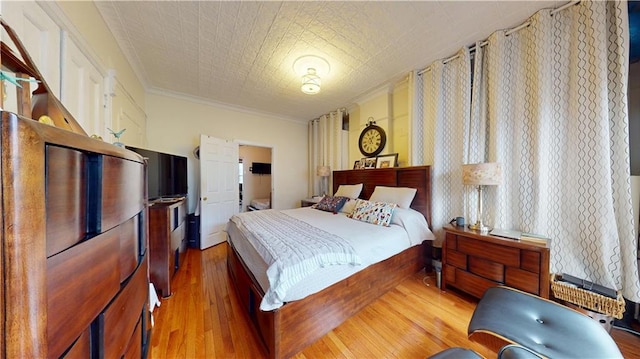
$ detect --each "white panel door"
[61,32,104,136]
[1,1,61,113]
[114,106,145,147]
[200,135,239,249]
[111,82,147,147]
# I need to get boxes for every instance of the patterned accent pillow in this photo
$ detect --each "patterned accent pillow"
[314,196,348,213]
[348,199,397,226]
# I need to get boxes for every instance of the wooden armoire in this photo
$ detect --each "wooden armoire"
[0,110,150,358]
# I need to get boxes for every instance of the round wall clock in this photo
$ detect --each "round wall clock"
[358,120,386,157]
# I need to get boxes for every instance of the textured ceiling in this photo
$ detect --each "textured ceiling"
[94,1,565,122]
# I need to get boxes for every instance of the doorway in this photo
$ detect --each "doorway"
[239,144,273,212]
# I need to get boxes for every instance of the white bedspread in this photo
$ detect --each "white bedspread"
[227,207,434,310]
[230,210,361,310]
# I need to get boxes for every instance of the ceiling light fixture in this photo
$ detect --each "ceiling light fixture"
[293,55,330,95]
[301,68,321,94]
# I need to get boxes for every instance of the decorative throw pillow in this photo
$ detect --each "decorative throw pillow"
[348,199,397,226]
[314,196,348,213]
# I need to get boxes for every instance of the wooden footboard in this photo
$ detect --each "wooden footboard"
[227,240,431,359]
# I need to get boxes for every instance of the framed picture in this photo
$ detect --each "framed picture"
[362,157,376,169]
[375,153,398,168]
[353,160,362,169]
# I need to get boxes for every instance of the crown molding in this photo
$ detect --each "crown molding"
[146,87,307,126]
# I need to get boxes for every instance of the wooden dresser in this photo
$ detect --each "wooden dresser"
[0,110,150,358]
[443,224,550,299]
[149,197,187,297]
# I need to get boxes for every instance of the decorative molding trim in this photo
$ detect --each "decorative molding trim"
[37,2,106,76]
[351,73,409,106]
[393,76,409,92]
[353,84,393,107]
[146,87,307,126]
[38,1,150,96]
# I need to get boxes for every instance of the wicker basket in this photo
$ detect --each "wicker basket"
[551,274,625,319]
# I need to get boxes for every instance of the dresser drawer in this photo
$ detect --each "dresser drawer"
[445,264,457,284]
[457,236,520,267]
[506,267,540,295]
[47,230,120,359]
[171,221,186,254]
[120,215,141,283]
[453,268,498,299]
[469,256,504,283]
[102,156,145,231]
[123,319,143,359]
[61,327,91,359]
[521,250,541,273]
[102,256,148,359]
[46,145,87,257]
[445,232,457,250]
[447,249,467,270]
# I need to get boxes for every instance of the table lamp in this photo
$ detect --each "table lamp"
[317,165,331,196]
[462,162,502,232]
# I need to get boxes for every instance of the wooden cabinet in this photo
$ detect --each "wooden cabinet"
[443,224,550,299]
[301,198,320,207]
[0,111,150,358]
[149,197,187,297]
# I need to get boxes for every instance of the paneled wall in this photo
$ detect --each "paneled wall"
[0,1,147,146]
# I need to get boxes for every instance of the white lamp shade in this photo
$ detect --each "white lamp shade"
[317,165,331,177]
[462,162,502,186]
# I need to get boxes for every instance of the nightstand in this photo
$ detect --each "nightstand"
[301,198,320,207]
[442,224,550,299]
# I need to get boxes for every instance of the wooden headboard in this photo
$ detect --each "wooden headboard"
[333,165,432,228]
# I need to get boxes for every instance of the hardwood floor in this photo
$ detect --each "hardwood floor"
[150,244,640,358]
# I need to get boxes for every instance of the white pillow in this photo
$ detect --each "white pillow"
[369,186,417,209]
[390,208,435,244]
[339,198,357,214]
[334,183,363,199]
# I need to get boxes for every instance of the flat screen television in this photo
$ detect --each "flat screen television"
[251,162,271,174]
[126,146,188,200]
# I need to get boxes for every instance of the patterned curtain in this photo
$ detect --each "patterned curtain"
[473,1,640,301]
[308,109,345,197]
[421,48,472,244]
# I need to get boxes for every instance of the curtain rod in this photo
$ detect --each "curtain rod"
[418,1,580,75]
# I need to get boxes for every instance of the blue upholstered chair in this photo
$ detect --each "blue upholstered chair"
[428,286,623,359]
[468,286,622,358]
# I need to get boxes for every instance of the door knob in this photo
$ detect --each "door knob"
[202,197,208,201]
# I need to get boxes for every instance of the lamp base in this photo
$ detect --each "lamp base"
[469,222,490,233]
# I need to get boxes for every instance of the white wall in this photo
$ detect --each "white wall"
[145,93,308,213]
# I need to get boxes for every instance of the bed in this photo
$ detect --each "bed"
[248,197,271,211]
[226,165,433,358]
